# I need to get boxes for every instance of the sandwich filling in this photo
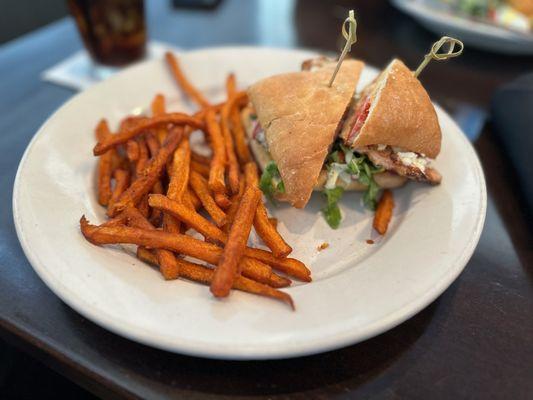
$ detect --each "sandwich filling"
[246,105,440,228]
[246,108,387,227]
[340,60,441,185]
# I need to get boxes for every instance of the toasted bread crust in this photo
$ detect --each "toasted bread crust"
[247,59,364,208]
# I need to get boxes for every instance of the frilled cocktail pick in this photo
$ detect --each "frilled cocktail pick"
[328,9,357,87]
[414,36,464,78]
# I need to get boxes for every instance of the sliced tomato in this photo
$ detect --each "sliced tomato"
[348,97,371,142]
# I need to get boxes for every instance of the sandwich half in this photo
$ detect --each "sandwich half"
[244,57,406,209]
[339,58,442,184]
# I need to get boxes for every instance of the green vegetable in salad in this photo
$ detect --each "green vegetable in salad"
[326,142,383,212]
[259,161,285,203]
[322,187,344,229]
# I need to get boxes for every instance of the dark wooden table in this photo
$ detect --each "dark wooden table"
[1,1,532,399]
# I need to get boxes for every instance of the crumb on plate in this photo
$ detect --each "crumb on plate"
[317,242,329,251]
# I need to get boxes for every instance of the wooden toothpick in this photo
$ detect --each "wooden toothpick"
[328,10,357,87]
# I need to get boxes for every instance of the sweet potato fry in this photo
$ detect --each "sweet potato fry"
[204,108,227,194]
[214,192,231,209]
[193,100,228,119]
[163,137,191,233]
[185,188,201,211]
[136,246,158,264]
[80,217,284,286]
[230,103,251,165]
[164,52,210,108]
[253,204,292,258]
[124,208,180,279]
[99,211,129,228]
[241,257,290,288]
[146,132,160,157]
[146,130,164,226]
[151,93,166,115]
[269,218,278,229]
[244,162,292,258]
[138,195,150,217]
[163,210,181,234]
[245,247,311,282]
[135,137,149,176]
[151,94,168,143]
[111,148,126,171]
[190,160,210,178]
[93,113,202,155]
[163,138,190,233]
[119,116,142,131]
[149,180,164,227]
[95,119,114,206]
[189,171,227,227]
[191,151,211,165]
[221,100,240,194]
[226,72,236,97]
[108,169,130,211]
[373,189,394,235]
[137,247,293,308]
[167,138,190,201]
[126,140,140,162]
[224,178,245,233]
[243,161,257,185]
[211,185,261,297]
[108,128,183,216]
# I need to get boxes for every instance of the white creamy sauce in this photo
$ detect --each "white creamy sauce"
[375,145,430,172]
[325,162,359,189]
[325,163,345,190]
[391,147,428,171]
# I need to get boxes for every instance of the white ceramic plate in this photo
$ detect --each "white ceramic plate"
[391,0,533,55]
[13,47,486,360]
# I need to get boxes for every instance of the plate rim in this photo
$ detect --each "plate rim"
[391,0,533,41]
[13,46,487,360]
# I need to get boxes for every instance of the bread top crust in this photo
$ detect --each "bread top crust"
[349,59,441,159]
[247,59,364,207]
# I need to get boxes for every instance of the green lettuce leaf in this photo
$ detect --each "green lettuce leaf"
[322,187,344,229]
[259,161,285,203]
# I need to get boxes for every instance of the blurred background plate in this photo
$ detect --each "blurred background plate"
[391,0,533,54]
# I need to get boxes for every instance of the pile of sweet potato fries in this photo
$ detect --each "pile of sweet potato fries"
[80,52,311,309]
